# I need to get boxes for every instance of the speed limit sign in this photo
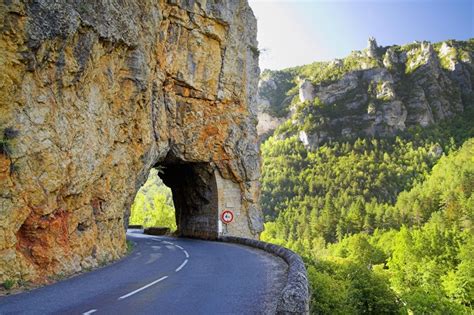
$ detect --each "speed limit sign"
[221,210,234,224]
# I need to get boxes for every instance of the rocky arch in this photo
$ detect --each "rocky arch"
[136,156,258,240]
[157,161,219,239]
[0,0,262,282]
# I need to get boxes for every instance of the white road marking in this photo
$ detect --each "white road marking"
[183,250,189,258]
[175,259,188,272]
[118,276,168,300]
[175,245,184,250]
[145,253,161,264]
[162,241,173,245]
[83,309,97,315]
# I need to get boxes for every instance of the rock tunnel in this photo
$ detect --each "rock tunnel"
[157,161,219,239]
[134,156,253,240]
[0,0,262,282]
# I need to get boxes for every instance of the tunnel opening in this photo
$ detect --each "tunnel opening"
[129,168,177,233]
[130,162,219,240]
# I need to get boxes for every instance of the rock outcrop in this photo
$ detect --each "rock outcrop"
[255,70,294,138]
[257,39,473,148]
[0,0,261,283]
[298,78,315,102]
[366,36,379,58]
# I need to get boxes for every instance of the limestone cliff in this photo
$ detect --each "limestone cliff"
[0,0,261,283]
[257,39,474,148]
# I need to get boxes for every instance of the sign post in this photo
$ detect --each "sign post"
[220,210,234,234]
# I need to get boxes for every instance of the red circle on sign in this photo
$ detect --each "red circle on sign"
[221,210,234,224]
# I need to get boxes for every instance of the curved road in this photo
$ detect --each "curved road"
[0,230,287,315]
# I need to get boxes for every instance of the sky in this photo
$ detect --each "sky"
[248,0,473,70]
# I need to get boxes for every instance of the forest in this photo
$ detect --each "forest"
[260,111,473,314]
[252,38,474,314]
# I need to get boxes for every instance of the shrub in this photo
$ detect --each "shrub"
[3,279,15,290]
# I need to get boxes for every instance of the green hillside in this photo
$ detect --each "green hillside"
[261,136,473,313]
[259,39,474,313]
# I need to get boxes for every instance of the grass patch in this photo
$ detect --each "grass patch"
[98,259,109,267]
[48,273,66,282]
[0,139,11,156]
[3,279,15,290]
[249,45,260,58]
[126,240,135,254]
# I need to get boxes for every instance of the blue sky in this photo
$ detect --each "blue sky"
[248,0,473,70]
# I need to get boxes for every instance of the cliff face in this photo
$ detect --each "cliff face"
[257,39,474,148]
[0,0,260,282]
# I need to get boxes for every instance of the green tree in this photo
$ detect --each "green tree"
[129,168,177,231]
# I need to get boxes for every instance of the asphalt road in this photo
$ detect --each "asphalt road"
[0,229,287,315]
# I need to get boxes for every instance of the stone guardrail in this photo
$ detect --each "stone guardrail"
[128,225,144,229]
[219,236,310,315]
[143,227,171,236]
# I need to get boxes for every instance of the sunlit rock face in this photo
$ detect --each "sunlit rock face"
[298,79,315,102]
[366,36,379,58]
[0,0,261,282]
[256,39,473,149]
